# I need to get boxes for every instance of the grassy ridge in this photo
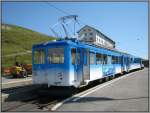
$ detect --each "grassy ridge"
[2,24,56,67]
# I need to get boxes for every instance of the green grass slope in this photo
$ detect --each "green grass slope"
[2,24,56,68]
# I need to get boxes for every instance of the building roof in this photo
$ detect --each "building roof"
[77,25,115,44]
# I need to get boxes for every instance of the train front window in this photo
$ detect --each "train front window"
[48,48,64,64]
[34,49,45,64]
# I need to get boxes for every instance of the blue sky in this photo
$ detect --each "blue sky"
[2,2,148,59]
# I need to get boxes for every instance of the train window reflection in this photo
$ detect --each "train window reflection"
[34,49,45,64]
[48,48,64,64]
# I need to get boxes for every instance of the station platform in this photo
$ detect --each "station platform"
[1,75,39,102]
[53,68,148,112]
[2,75,32,89]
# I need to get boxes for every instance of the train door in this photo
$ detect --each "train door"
[72,48,90,86]
[82,49,90,81]
[71,48,83,85]
[121,55,124,72]
[76,48,82,83]
[126,57,130,72]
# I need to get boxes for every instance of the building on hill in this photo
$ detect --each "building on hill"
[77,25,115,49]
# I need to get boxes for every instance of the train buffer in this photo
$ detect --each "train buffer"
[52,68,148,112]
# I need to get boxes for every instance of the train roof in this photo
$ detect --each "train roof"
[32,39,140,58]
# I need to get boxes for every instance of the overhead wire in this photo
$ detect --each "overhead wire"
[44,2,88,38]
[44,1,87,27]
[44,2,71,15]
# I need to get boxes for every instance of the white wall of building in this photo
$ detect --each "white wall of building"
[78,25,115,48]
[78,26,96,42]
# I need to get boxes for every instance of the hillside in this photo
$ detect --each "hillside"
[2,24,56,67]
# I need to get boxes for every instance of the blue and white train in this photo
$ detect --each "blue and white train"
[32,39,144,88]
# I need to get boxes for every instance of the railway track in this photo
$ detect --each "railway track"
[2,95,67,112]
[2,69,140,112]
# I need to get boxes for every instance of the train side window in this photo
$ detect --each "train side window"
[90,52,95,64]
[48,48,64,64]
[112,56,116,64]
[119,56,121,64]
[137,58,140,63]
[136,59,138,63]
[34,49,45,64]
[71,48,76,64]
[124,57,126,63]
[130,58,133,63]
[135,58,137,63]
[120,57,122,63]
[115,56,117,64]
[134,58,137,63]
[116,56,119,64]
[115,56,118,64]
[96,53,103,64]
[118,56,120,64]
[134,58,139,63]
[127,57,129,63]
[128,58,131,63]
[103,54,107,64]
[107,55,112,64]
[133,58,135,63]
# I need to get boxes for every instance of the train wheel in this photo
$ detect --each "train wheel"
[99,79,103,83]
[105,76,109,82]
[113,74,116,79]
[109,76,114,80]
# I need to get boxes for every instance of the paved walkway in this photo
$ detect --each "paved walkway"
[2,75,32,89]
[55,68,148,112]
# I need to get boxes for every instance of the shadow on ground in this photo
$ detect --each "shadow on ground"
[66,96,148,103]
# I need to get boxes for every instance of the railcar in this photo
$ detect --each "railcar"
[32,39,143,88]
